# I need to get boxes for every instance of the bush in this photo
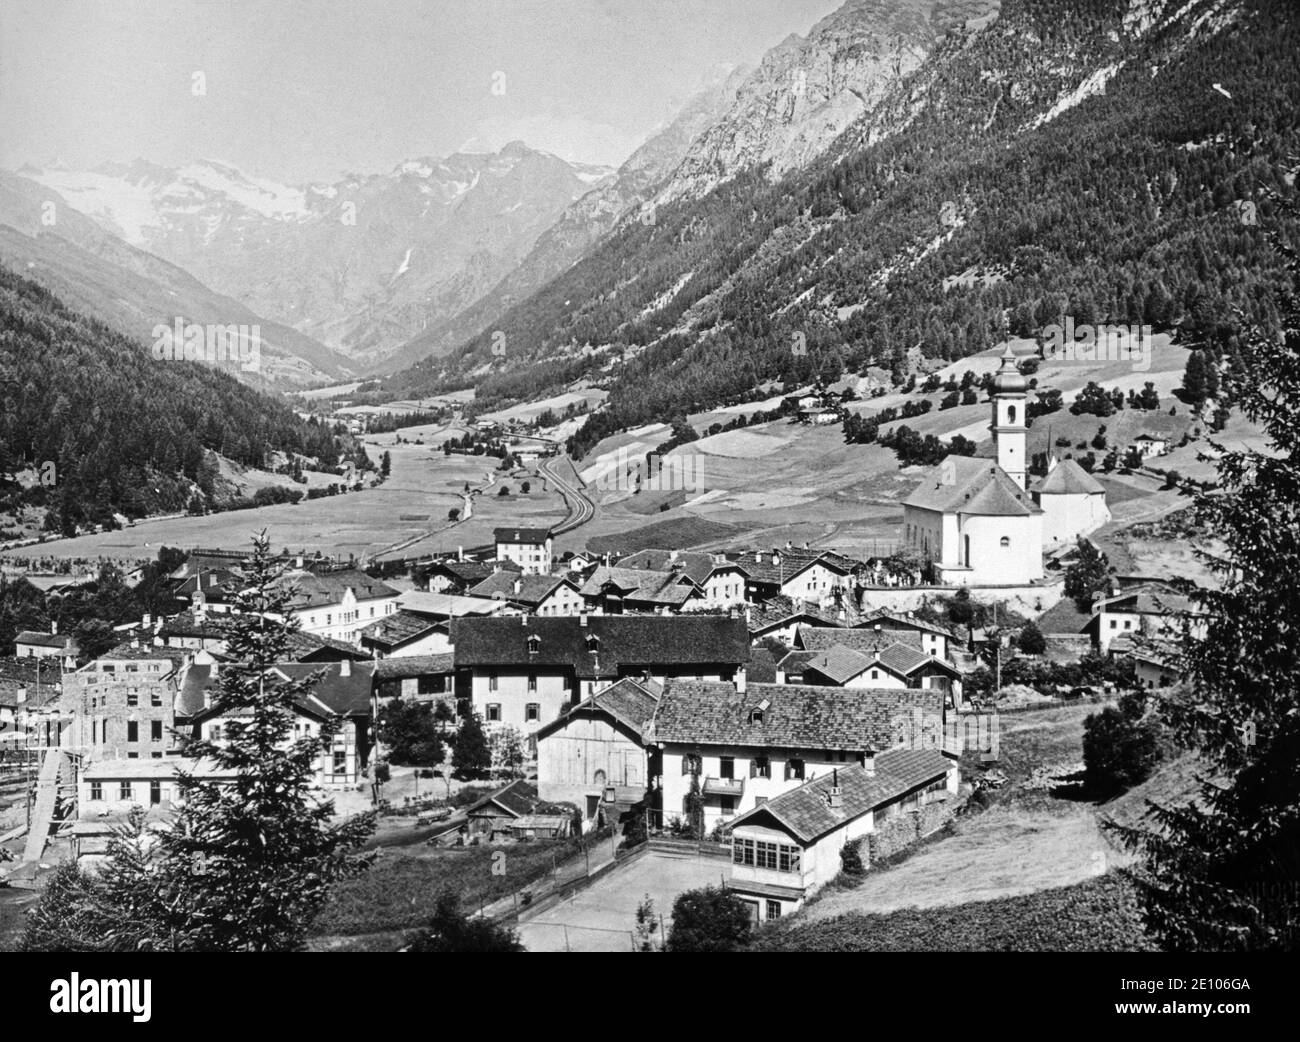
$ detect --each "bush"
[1083,693,1160,794]
[1017,621,1046,655]
[840,840,866,877]
[666,887,753,952]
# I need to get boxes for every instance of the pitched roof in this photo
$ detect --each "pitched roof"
[397,590,510,618]
[451,615,750,678]
[176,661,376,720]
[14,631,75,649]
[1032,458,1106,495]
[280,568,399,609]
[747,599,843,635]
[797,626,925,656]
[157,609,232,640]
[616,549,739,585]
[728,549,856,586]
[854,609,956,639]
[729,748,951,844]
[358,610,445,649]
[1094,584,1196,617]
[467,779,540,818]
[373,654,456,681]
[803,646,877,685]
[535,676,662,743]
[493,526,552,545]
[81,756,237,781]
[579,565,701,607]
[902,456,1041,516]
[467,571,576,607]
[651,680,943,752]
[426,559,520,585]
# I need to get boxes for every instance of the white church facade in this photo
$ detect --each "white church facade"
[901,345,1109,586]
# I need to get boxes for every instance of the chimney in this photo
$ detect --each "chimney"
[340,658,351,677]
[828,769,843,809]
[50,620,58,636]
[579,611,587,628]
[457,546,464,562]
[775,667,786,685]
[16,686,26,705]
[513,578,522,595]
[754,551,761,563]
[142,613,152,629]
[669,549,678,562]
[296,554,305,568]
[863,753,875,777]
[735,666,747,694]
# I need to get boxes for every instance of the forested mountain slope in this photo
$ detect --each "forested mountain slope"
[381,0,1300,458]
[0,265,345,530]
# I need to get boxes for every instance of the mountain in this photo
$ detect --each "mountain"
[386,66,752,369]
[22,145,615,369]
[0,170,353,387]
[0,262,345,531]
[379,0,1300,459]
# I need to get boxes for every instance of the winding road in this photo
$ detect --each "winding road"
[540,456,596,535]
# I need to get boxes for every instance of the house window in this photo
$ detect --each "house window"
[127,721,139,743]
[750,756,771,779]
[719,756,735,780]
[333,751,347,775]
[152,752,162,759]
[151,720,163,742]
[871,669,879,680]
[127,692,138,707]
[562,675,572,691]
[766,900,782,921]
[119,782,132,801]
[1000,536,1010,548]
[90,781,102,801]
[489,674,499,692]
[486,704,502,722]
[149,781,161,805]
[1110,620,1118,629]
[528,673,537,693]
[719,795,735,814]
[733,838,754,865]
[525,703,540,722]
[211,725,223,742]
[756,841,779,869]
[151,691,162,707]
[785,758,805,781]
[682,753,702,776]
[527,636,540,654]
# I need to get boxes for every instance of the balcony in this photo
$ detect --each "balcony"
[703,775,745,798]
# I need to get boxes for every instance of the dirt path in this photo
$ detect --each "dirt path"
[800,802,1130,924]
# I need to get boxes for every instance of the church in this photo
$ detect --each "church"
[901,345,1110,585]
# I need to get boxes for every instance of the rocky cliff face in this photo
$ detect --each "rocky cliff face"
[652,0,1001,204]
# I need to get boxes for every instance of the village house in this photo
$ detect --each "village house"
[650,679,947,833]
[450,614,751,743]
[467,571,586,616]
[534,676,662,828]
[279,568,400,644]
[372,653,456,703]
[176,659,376,788]
[423,556,520,594]
[777,641,962,703]
[62,644,188,761]
[494,526,554,575]
[615,549,748,608]
[1131,433,1169,459]
[14,625,79,667]
[1089,583,1199,653]
[746,600,843,645]
[579,565,705,614]
[849,610,957,661]
[358,610,451,658]
[732,549,859,607]
[726,747,957,922]
[463,780,570,842]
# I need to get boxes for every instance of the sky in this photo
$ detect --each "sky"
[0,0,843,184]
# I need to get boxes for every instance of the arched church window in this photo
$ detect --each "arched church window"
[1000,536,1010,548]
[1007,405,1017,424]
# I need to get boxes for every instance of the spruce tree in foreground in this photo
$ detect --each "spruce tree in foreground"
[154,533,376,950]
[1108,232,1300,951]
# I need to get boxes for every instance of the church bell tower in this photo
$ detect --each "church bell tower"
[991,344,1028,489]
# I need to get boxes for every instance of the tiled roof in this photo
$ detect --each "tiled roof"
[797,627,925,656]
[158,610,233,639]
[373,654,456,681]
[493,526,552,545]
[281,629,372,661]
[728,549,853,586]
[467,779,539,818]
[1031,458,1106,496]
[651,680,943,753]
[536,676,661,743]
[854,609,956,639]
[467,571,575,607]
[579,566,700,607]
[747,599,843,635]
[451,615,750,678]
[358,610,444,648]
[903,456,1041,517]
[82,756,237,781]
[176,661,375,720]
[14,631,75,649]
[1095,584,1196,617]
[280,569,399,610]
[616,549,738,586]
[804,646,876,685]
[730,748,951,844]
[426,559,520,585]
[98,643,187,667]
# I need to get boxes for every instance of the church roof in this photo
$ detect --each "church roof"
[1031,459,1106,496]
[902,457,1041,517]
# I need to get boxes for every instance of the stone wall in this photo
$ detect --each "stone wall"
[859,580,1065,618]
[867,797,957,864]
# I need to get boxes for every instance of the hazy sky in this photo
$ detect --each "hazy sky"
[0,0,842,183]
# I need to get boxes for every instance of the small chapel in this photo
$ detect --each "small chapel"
[901,345,1110,585]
